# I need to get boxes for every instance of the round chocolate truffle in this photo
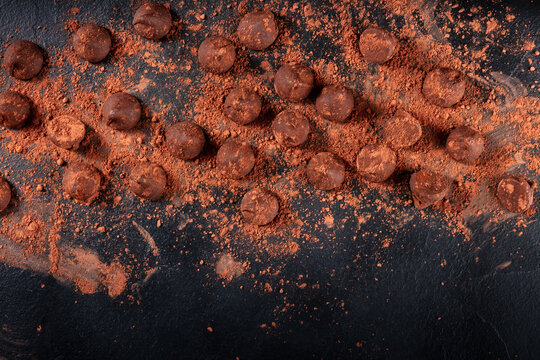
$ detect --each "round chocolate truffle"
[129,163,167,201]
[102,92,141,130]
[496,177,534,213]
[274,63,314,102]
[306,152,346,190]
[0,176,11,213]
[241,187,279,225]
[380,110,422,149]
[446,126,484,164]
[0,91,32,129]
[165,121,205,160]
[133,2,172,40]
[409,169,452,209]
[63,163,101,205]
[422,68,466,107]
[356,144,396,182]
[315,85,354,123]
[271,110,310,147]
[223,87,262,125]
[3,40,44,80]
[73,24,112,63]
[46,115,86,150]
[359,27,398,64]
[198,36,236,74]
[216,140,255,179]
[237,9,278,50]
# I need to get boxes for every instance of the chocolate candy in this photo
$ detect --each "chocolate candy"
[316,85,354,123]
[241,187,279,225]
[306,152,346,190]
[356,144,396,182]
[63,163,101,205]
[274,63,314,102]
[198,36,236,74]
[3,40,44,80]
[165,121,205,160]
[422,68,466,107]
[0,91,31,129]
[380,110,422,149]
[446,126,484,164]
[496,177,534,213]
[73,24,112,63]
[133,2,172,40]
[237,9,278,50]
[223,87,262,125]
[271,110,310,147]
[102,92,141,130]
[46,115,86,150]
[359,27,398,64]
[129,163,167,201]
[216,140,255,179]
[409,169,452,209]
[0,176,11,213]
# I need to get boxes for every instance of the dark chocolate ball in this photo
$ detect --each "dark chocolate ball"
[496,177,534,213]
[409,169,452,209]
[223,87,262,125]
[315,85,354,123]
[274,63,314,102]
[306,152,346,190]
[73,24,112,63]
[0,176,11,213]
[133,2,172,40]
[198,36,236,74]
[0,91,32,129]
[102,92,141,130]
[271,110,310,147]
[356,144,396,182]
[380,110,422,149]
[3,40,44,80]
[129,163,167,201]
[359,27,398,64]
[237,9,278,50]
[165,121,205,160]
[422,68,466,107]
[446,126,484,164]
[216,140,255,179]
[46,115,86,150]
[241,187,279,225]
[63,163,101,205]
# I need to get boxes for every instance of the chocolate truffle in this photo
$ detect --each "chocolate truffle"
[237,9,278,50]
[102,92,141,130]
[274,63,314,102]
[73,24,112,63]
[241,187,279,225]
[359,27,398,64]
[0,176,11,213]
[129,163,167,201]
[133,2,172,40]
[46,115,86,150]
[422,68,466,107]
[356,144,396,182]
[306,152,346,190]
[198,36,236,74]
[496,177,534,213]
[165,121,205,160]
[446,126,484,164]
[315,85,354,123]
[63,164,101,205]
[409,169,452,209]
[0,91,31,129]
[3,40,44,80]
[223,87,262,125]
[216,140,255,179]
[380,110,422,149]
[271,110,310,147]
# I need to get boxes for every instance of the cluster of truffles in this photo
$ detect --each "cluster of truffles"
[0,3,535,225]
